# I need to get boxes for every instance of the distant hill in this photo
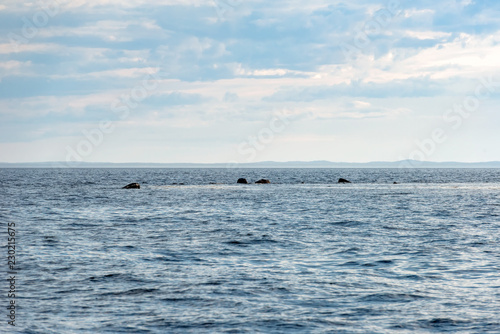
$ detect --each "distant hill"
[1,160,500,168]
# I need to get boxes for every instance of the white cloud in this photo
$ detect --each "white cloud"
[0,0,207,11]
[50,67,160,80]
[37,19,165,42]
[405,30,452,40]
[0,60,30,70]
[403,8,435,18]
[397,33,500,79]
[353,101,371,109]
[0,43,62,55]
[234,66,316,77]
[0,60,32,79]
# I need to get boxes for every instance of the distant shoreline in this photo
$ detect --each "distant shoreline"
[1,160,500,168]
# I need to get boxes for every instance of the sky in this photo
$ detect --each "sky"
[0,0,499,164]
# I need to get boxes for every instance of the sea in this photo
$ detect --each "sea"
[1,168,499,333]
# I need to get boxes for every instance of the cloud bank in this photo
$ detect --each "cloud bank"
[1,0,499,163]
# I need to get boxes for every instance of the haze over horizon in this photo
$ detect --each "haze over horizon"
[1,0,499,164]
[2,159,500,169]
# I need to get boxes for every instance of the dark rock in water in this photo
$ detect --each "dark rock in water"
[123,183,140,189]
[393,182,399,184]
[237,178,248,184]
[255,179,271,184]
[338,178,351,184]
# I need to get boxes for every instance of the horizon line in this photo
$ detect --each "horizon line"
[1,159,500,167]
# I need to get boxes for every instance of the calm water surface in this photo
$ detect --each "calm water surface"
[1,168,499,333]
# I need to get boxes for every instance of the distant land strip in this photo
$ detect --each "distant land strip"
[1,160,500,168]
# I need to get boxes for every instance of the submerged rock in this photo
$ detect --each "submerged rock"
[338,178,351,184]
[122,183,140,189]
[255,179,271,184]
[237,178,248,184]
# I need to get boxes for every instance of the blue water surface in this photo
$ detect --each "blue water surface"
[1,168,499,333]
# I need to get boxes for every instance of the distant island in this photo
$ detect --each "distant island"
[1,160,500,168]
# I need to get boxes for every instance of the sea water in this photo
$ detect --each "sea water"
[1,168,499,333]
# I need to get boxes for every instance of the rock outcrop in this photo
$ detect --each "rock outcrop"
[237,178,248,184]
[122,183,140,189]
[255,179,271,184]
[338,178,351,184]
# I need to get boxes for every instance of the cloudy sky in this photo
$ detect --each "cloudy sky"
[1,0,499,163]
